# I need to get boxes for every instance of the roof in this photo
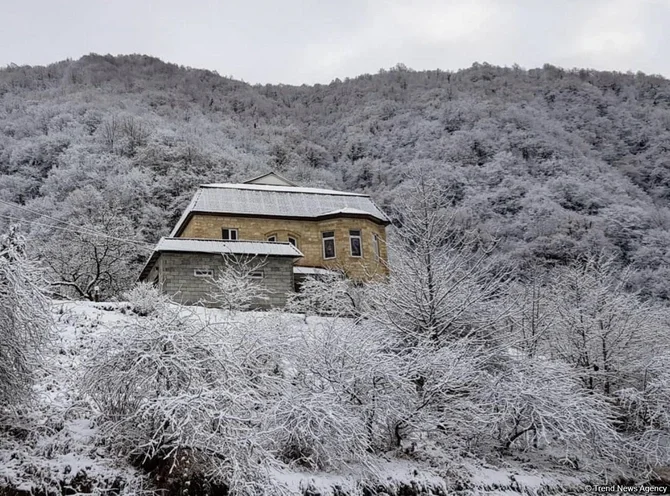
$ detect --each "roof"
[244,172,297,186]
[169,183,389,237]
[139,237,303,281]
[293,266,340,276]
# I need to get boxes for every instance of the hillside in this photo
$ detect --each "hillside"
[0,300,608,495]
[2,55,670,297]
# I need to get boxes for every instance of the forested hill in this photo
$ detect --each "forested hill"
[2,54,670,297]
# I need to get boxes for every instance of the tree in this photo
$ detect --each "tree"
[480,357,620,460]
[371,170,510,343]
[36,187,146,300]
[546,254,661,395]
[82,299,285,494]
[286,271,363,318]
[0,226,52,408]
[208,254,269,312]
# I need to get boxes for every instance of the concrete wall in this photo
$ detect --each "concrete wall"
[157,252,295,309]
[179,215,389,281]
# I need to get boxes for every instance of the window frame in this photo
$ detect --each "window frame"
[372,233,380,260]
[193,268,214,278]
[322,231,336,260]
[222,228,238,241]
[288,236,298,248]
[267,234,277,242]
[249,271,264,280]
[349,229,363,258]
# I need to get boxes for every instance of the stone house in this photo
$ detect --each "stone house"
[139,172,390,308]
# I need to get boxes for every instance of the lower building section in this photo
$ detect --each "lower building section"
[156,252,295,309]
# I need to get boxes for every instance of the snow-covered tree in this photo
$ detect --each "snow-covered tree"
[480,357,621,461]
[208,254,269,311]
[0,226,52,408]
[546,254,662,395]
[286,271,363,318]
[371,169,510,342]
[82,302,285,493]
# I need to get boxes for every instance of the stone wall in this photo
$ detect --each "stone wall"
[179,215,389,281]
[157,252,295,309]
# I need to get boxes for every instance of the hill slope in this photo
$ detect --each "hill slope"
[2,55,670,295]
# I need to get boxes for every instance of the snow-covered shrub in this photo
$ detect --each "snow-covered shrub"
[615,354,670,468]
[209,254,269,312]
[263,320,416,468]
[479,357,621,461]
[0,227,52,409]
[392,337,490,452]
[286,272,364,317]
[82,305,284,493]
[122,281,170,316]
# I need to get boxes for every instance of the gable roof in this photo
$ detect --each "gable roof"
[169,183,390,237]
[139,237,303,281]
[244,171,297,186]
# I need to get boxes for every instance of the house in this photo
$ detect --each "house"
[139,172,390,308]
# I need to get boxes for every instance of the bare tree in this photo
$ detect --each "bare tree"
[371,171,510,343]
[547,254,661,395]
[209,254,269,312]
[286,271,363,318]
[37,188,145,300]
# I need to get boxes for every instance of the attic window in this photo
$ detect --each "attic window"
[349,230,362,257]
[194,268,214,278]
[222,228,238,240]
[322,231,335,260]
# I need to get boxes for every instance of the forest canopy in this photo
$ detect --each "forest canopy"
[1,55,670,297]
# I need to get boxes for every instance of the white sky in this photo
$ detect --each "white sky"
[2,0,669,85]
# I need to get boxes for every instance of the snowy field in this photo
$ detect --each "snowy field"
[0,301,607,495]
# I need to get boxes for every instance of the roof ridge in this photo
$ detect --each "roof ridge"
[200,183,369,197]
[167,237,294,245]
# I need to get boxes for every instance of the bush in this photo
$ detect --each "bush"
[82,303,284,493]
[122,282,170,316]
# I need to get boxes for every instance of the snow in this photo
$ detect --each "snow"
[293,266,339,276]
[155,237,303,257]
[0,300,621,495]
[201,182,368,196]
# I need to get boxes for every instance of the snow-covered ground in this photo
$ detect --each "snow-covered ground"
[0,301,600,495]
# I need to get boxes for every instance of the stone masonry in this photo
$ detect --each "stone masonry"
[179,215,389,281]
[157,252,295,309]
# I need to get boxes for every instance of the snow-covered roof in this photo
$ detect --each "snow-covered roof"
[169,183,389,237]
[201,183,367,196]
[156,237,303,257]
[293,266,340,276]
[139,238,303,281]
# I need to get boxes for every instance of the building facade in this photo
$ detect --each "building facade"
[139,172,390,308]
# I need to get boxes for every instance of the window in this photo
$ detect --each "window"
[322,231,335,259]
[249,271,264,279]
[349,229,362,257]
[372,233,381,260]
[288,236,298,248]
[267,235,277,242]
[194,268,214,278]
[222,228,238,240]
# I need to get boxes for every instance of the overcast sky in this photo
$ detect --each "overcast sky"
[2,0,669,85]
